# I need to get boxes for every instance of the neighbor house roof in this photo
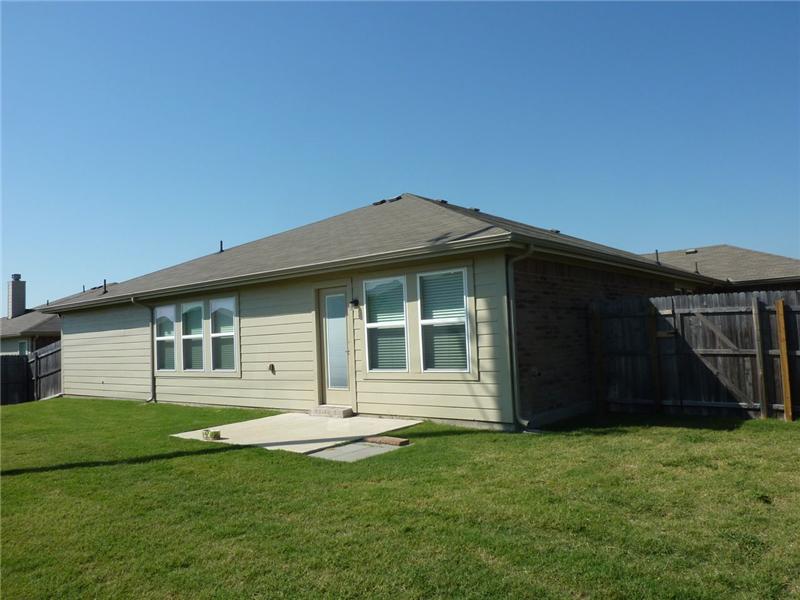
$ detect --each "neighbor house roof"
[641,245,800,285]
[41,193,717,312]
[0,310,61,339]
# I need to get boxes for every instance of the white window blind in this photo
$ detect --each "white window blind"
[418,270,469,371]
[155,305,176,371]
[181,302,204,371]
[210,297,236,371]
[364,277,407,371]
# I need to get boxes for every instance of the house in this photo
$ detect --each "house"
[642,245,800,291]
[40,194,717,429]
[1,274,61,355]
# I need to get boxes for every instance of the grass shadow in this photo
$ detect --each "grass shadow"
[542,413,746,435]
[1,445,248,477]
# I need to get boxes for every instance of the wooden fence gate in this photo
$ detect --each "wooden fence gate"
[591,291,798,420]
[0,341,61,405]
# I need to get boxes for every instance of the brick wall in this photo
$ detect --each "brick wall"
[513,257,675,423]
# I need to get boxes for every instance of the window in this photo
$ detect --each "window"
[181,302,204,370]
[18,341,28,355]
[210,297,236,371]
[364,276,407,371]
[418,269,469,371]
[155,305,176,370]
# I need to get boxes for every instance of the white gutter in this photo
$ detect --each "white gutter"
[40,236,517,313]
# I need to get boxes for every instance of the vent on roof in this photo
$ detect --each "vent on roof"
[685,249,698,255]
[372,195,402,206]
[549,229,561,234]
[469,207,481,212]
[437,199,448,205]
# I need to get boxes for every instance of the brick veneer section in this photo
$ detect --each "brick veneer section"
[513,257,675,422]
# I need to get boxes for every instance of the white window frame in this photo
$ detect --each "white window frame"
[18,340,28,355]
[181,301,205,372]
[323,292,349,389]
[363,275,409,373]
[154,305,177,372]
[417,267,470,373]
[210,297,237,372]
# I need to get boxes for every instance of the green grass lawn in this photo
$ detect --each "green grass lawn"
[2,398,798,599]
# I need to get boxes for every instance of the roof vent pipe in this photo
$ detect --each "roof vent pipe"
[103,279,108,294]
[219,240,224,253]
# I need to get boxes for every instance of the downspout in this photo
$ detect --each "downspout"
[131,297,156,403]
[506,245,535,431]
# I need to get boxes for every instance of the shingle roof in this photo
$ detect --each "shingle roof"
[0,310,61,338]
[642,245,800,284]
[41,193,716,312]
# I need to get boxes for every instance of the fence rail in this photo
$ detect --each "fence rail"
[0,341,61,405]
[591,290,798,420]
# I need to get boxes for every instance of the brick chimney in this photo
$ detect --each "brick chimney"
[8,274,26,319]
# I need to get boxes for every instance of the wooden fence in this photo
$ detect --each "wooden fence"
[0,341,61,405]
[591,291,798,420]
[1,355,31,405]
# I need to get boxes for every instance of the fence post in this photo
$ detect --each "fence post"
[775,299,793,422]
[751,296,769,418]
[35,350,41,401]
[672,298,684,411]
[647,305,662,412]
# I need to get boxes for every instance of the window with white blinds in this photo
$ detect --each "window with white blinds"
[181,302,204,371]
[210,297,236,371]
[155,305,176,371]
[418,269,469,371]
[155,298,238,375]
[364,276,408,371]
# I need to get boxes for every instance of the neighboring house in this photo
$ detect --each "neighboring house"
[40,194,717,429]
[0,274,61,355]
[642,245,800,291]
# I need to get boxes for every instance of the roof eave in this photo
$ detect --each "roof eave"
[39,234,518,313]
[727,275,800,287]
[508,233,723,286]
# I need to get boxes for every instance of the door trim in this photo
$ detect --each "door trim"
[312,279,357,412]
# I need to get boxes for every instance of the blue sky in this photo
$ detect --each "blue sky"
[2,2,798,311]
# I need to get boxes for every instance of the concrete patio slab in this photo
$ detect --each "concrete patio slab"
[309,441,402,462]
[172,413,420,454]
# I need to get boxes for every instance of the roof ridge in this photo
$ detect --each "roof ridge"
[652,244,800,261]
[420,195,643,253]
[401,193,515,235]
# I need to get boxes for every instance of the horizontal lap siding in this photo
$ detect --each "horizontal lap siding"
[59,252,513,423]
[155,282,317,410]
[61,305,151,400]
[354,253,514,424]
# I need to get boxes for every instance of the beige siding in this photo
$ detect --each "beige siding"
[59,251,514,425]
[61,305,151,399]
[352,252,514,424]
[155,282,318,410]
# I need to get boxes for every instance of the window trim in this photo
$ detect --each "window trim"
[209,296,237,372]
[363,275,409,373]
[18,340,28,355]
[417,267,470,373]
[154,304,177,372]
[180,301,205,372]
